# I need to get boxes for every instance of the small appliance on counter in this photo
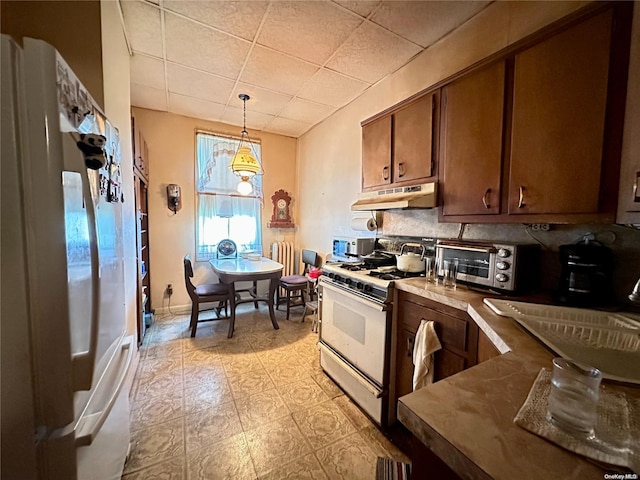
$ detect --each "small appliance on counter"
[331,236,375,262]
[556,239,613,307]
[435,240,540,293]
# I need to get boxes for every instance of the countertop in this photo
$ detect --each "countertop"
[394,278,639,480]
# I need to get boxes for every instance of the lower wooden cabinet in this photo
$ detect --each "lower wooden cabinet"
[395,293,504,405]
[478,329,501,363]
[395,292,480,403]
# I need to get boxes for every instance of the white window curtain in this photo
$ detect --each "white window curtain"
[195,132,263,261]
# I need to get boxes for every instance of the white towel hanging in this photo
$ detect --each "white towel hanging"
[412,320,442,391]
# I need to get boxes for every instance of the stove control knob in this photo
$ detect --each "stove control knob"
[363,284,372,293]
[496,273,509,283]
[354,282,364,290]
[497,248,511,258]
[344,278,352,286]
[496,261,510,270]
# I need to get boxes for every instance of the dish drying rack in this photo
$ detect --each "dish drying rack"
[483,299,640,384]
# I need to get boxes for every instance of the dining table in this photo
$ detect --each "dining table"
[209,256,283,337]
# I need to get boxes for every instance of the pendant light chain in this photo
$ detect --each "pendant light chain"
[230,93,262,195]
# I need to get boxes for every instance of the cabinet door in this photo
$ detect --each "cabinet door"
[441,62,505,216]
[509,11,612,215]
[393,94,435,184]
[396,328,417,400]
[433,350,467,382]
[477,330,500,363]
[362,115,392,190]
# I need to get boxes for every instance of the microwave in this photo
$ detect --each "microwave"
[435,240,540,292]
[332,237,375,261]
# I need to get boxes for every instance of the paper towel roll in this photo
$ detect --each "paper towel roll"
[351,217,377,232]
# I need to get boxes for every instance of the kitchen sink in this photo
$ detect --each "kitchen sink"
[483,299,640,384]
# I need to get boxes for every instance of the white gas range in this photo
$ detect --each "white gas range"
[318,261,424,427]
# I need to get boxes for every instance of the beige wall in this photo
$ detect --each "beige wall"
[296,1,640,301]
[1,0,105,108]
[132,108,297,311]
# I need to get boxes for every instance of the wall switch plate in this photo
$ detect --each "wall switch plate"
[530,224,550,231]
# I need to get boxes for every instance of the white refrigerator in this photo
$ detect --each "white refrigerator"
[1,35,134,479]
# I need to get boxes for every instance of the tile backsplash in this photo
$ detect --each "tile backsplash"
[383,209,640,305]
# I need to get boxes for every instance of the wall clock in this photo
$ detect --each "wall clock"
[268,189,294,228]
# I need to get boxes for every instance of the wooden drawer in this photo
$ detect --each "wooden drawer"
[399,299,469,353]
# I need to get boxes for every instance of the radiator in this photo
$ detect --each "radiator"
[271,241,295,277]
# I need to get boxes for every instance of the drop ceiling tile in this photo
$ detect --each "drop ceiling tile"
[241,46,319,96]
[131,83,167,111]
[230,84,293,116]
[163,1,269,41]
[167,64,235,104]
[333,1,380,18]
[164,12,251,79]
[168,93,225,122]
[297,68,369,107]
[279,98,336,125]
[121,1,163,58]
[257,1,362,65]
[372,1,490,48]
[326,21,422,83]
[221,105,274,131]
[130,54,166,90]
[267,117,313,138]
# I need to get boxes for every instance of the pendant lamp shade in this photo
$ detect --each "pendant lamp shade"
[229,94,262,195]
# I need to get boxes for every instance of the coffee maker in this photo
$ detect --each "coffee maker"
[556,240,613,307]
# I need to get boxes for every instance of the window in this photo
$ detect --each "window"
[195,132,263,260]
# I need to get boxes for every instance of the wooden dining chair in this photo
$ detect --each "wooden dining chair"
[276,249,320,320]
[183,255,235,338]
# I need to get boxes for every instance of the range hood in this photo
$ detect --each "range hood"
[351,182,437,211]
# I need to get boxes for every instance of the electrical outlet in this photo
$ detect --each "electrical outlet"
[530,224,550,231]
[166,284,173,296]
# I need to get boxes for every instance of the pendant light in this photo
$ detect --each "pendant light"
[229,93,262,195]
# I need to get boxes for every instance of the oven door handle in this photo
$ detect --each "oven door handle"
[319,281,386,311]
[437,243,497,254]
[319,343,384,398]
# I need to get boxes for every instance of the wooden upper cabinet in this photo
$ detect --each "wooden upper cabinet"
[362,93,437,191]
[439,4,631,223]
[362,115,392,190]
[508,10,612,215]
[441,62,505,216]
[393,93,435,184]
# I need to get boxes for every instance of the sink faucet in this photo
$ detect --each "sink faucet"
[630,277,640,304]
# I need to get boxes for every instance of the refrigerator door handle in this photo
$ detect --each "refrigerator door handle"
[65,132,101,391]
[74,335,134,447]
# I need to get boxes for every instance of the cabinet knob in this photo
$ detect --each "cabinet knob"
[398,162,406,178]
[382,166,390,181]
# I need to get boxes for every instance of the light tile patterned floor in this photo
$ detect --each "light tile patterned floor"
[123,304,409,479]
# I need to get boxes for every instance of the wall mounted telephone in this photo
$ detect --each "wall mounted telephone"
[166,184,181,214]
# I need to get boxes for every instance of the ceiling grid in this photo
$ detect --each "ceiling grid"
[123,0,490,137]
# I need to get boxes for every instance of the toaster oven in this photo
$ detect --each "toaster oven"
[435,240,540,292]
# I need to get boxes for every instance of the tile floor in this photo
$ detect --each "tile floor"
[123,303,410,479]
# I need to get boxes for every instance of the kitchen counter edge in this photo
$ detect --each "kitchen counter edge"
[394,278,639,480]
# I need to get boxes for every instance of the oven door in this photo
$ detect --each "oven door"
[437,245,496,288]
[319,281,389,384]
